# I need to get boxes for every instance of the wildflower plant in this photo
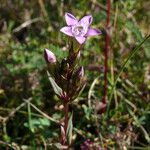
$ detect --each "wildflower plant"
[44,12,101,146]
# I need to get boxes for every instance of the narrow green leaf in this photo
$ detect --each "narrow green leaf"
[48,143,68,150]
[47,71,62,97]
[67,113,73,145]
[27,102,34,133]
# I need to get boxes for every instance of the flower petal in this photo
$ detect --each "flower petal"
[60,26,73,36]
[86,28,102,37]
[75,36,86,44]
[79,15,93,27]
[65,12,78,26]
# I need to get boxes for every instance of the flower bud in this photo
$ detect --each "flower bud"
[77,51,81,59]
[77,66,84,78]
[44,48,56,63]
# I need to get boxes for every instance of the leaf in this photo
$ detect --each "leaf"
[47,71,62,97]
[67,113,73,145]
[60,126,65,143]
[82,104,92,120]
[24,118,50,130]
[48,143,68,150]
[126,21,150,58]
[27,102,34,132]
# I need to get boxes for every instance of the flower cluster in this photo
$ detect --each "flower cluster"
[44,12,101,101]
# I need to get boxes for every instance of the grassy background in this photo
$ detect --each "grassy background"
[0,0,150,149]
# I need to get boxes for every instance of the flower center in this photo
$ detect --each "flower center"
[72,24,87,37]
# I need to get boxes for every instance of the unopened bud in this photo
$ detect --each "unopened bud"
[44,48,56,63]
[95,101,107,114]
[77,51,81,59]
[78,66,84,78]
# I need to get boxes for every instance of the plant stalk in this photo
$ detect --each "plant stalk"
[61,99,69,146]
[64,102,69,141]
[103,0,111,105]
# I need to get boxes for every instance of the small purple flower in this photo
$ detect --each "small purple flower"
[44,48,56,63]
[80,139,93,150]
[60,12,102,44]
[80,139,104,150]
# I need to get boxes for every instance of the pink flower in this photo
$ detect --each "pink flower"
[80,139,104,150]
[60,12,102,44]
[44,49,56,63]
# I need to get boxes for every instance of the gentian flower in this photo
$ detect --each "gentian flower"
[44,48,56,63]
[60,12,102,44]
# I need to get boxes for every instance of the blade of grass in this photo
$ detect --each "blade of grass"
[103,0,111,105]
[106,35,150,116]
[27,102,38,148]
[27,102,34,133]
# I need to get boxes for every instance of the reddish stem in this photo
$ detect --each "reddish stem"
[64,102,69,138]
[61,101,69,145]
[103,0,111,105]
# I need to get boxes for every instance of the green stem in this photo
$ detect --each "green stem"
[27,102,33,132]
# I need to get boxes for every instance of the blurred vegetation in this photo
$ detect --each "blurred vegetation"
[0,0,150,149]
